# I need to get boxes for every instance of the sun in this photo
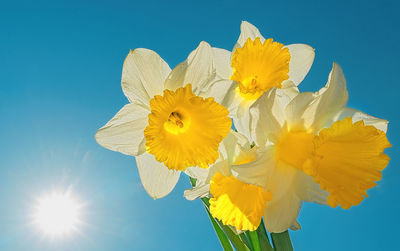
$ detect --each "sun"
[33,191,82,237]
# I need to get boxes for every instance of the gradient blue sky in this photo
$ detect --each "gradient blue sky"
[0,0,399,250]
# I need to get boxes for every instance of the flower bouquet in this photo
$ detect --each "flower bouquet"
[95,21,391,250]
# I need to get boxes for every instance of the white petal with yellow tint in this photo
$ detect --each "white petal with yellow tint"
[334,107,388,132]
[231,145,275,188]
[95,103,149,156]
[185,166,209,183]
[136,152,181,199]
[164,42,216,95]
[184,130,252,201]
[184,183,210,201]
[264,187,302,233]
[284,92,315,131]
[234,21,265,49]
[184,160,230,200]
[286,44,315,85]
[121,49,171,106]
[212,47,233,79]
[263,162,307,233]
[233,105,253,142]
[280,80,300,100]
[220,130,252,165]
[286,63,348,131]
[296,171,329,205]
[249,88,287,146]
[201,79,235,105]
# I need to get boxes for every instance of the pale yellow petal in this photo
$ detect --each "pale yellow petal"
[164,42,216,95]
[136,152,181,199]
[234,21,266,50]
[122,49,171,106]
[286,63,348,131]
[95,103,149,156]
[286,44,315,85]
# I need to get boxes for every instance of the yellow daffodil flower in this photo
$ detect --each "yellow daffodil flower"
[95,42,231,199]
[209,21,315,142]
[184,130,275,231]
[208,63,391,233]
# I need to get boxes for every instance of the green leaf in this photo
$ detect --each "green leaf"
[189,177,197,187]
[203,199,249,251]
[204,206,234,251]
[189,177,250,251]
[256,220,274,251]
[217,222,250,251]
[248,231,261,251]
[239,233,251,249]
[271,231,293,251]
[190,177,247,250]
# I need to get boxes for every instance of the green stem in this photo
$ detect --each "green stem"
[271,231,293,251]
[204,206,234,251]
[248,231,261,251]
[190,177,248,251]
[203,199,249,251]
[256,220,274,251]
[239,232,251,249]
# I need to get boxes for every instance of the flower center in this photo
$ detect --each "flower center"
[163,110,191,135]
[231,38,290,100]
[144,84,231,171]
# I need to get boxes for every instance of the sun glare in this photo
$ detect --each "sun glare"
[33,192,81,237]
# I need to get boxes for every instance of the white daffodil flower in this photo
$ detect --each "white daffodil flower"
[95,42,232,199]
[208,63,390,233]
[207,20,315,142]
[183,130,254,201]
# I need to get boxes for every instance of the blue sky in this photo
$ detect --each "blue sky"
[0,0,399,250]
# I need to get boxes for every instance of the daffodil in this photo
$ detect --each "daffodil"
[208,63,391,233]
[210,21,315,141]
[184,130,274,231]
[95,42,231,199]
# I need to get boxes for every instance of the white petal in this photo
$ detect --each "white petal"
[95,103,149,156]
[280,80,300,101]
[212,47,233,79]
[333,107,388,132]
[135,152,181,199]
[164,41,216,94]
[219,82,242,115]
[286,44,315,85]
[205,160,231,185]
[296,172,329,205]
[220,130,252,165]
[231,146,275,188]
[185,166,209,184]
[285,92,315,131]
[234,21,265,50]
[121,49,171,106]
[286,63,348,131]
[184,184,210,200]
[264,162,328,233]
[263,162,302,233]
[233,107,253,143]
[249,88,287,146]
[264,191,302,233]
[200,79,235,104]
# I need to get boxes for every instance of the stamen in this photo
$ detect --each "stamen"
[169,112,184,128]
